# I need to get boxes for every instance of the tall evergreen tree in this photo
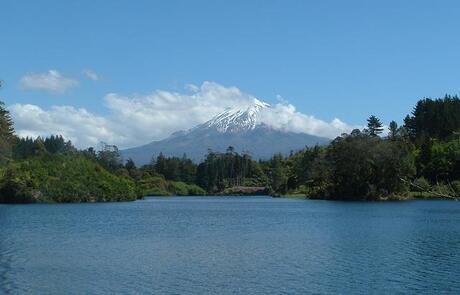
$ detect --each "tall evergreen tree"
[0,83,15,164]
[269,153,287,193]
[404,95,460,142]
[367,115,383,136]
[388,120,398,140]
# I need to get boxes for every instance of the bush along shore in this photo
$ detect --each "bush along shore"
[1,94,460,203]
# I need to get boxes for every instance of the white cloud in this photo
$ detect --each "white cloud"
[259,102,357,138]
[9,81,356,149]
[101,81,258,145]
[185,83,199,92]
[19,70,79,94]
[82,69,100,81]
[9,104,123,148]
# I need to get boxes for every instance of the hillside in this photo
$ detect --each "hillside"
[122,99,329,165]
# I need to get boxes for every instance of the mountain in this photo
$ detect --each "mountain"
[122,99,330,165]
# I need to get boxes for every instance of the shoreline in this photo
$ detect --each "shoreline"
[2,192,458,205]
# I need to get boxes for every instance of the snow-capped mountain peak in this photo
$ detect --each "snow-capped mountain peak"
[122,98,330,164]
[203,98,270,133]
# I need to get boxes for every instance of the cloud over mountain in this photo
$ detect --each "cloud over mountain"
[10,82,356,148]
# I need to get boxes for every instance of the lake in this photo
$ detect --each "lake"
[1,196,460,294]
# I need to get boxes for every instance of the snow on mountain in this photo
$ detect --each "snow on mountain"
[122,99,330,164]
[202,98,270,133]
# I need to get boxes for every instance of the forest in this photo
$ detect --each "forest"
[1,94,460,203]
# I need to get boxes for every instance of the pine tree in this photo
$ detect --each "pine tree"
[270,153,286,193]
[367,115,383,136]
[0,83,15,164]
[388,120,398,140]
[32,137,47,156]
[0,102,14,140]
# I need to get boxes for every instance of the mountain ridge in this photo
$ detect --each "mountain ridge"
[122,99,330,164]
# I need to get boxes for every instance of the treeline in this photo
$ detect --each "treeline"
[1,94,460,202]
[132,95,460,200]
[0,132,140,203]
[276,95,460,200]
[0,97,206,202]
[196,147,266,191]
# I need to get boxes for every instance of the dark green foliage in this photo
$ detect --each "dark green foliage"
[266,153,287,193]
[168,181,206,196]
[367,115,383,136]
[0,166,37,203]
[412,177,431,192]
[97,143,122,172]
[0,139,12,165]
[404,95,460,142]
[388,121,398,140]
[310,130,415,200]
[403,95,460,186]
[14,135,75,160]
[125,158,136,171]
[451,181,460,196]
[284,146,324,191]
[196,148,265,192]
[420,134,460,182]
[153,153,197,183]
[0,101,14,140]
[44,135,74,154]
[81,147,97,160]
[0,154,138,203]
[0,101,15,165]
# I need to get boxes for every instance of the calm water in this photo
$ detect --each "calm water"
[1,197,460,294]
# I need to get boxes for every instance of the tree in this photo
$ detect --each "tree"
[421,133,460,182]
[314,131,415,200]
[367,115,383,136]
[44,135,73,154]
[0,83,15,164]
[286,145,323,190]
[154,153,166,175]
[269,153,287,193]
[31,137,47,156]
[0,167,36,203]
[196,149,264,192]
[388,120,398,140]
[125,158,136,171]
[404,95,460,142]
[82,147,97,160]
[97,143,122,171]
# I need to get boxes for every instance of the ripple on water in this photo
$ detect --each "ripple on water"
[1,198,460,294]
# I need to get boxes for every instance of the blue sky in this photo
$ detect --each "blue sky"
[2,0,460,147]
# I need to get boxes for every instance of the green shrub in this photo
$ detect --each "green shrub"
[186,184,206,195]
[167,181,206,196]
[138,175,170,196]
[168,181,189,196]
[450,180,460,196]
[0,154,137,203]
[412,177,431,192]
[433,183,455,196]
